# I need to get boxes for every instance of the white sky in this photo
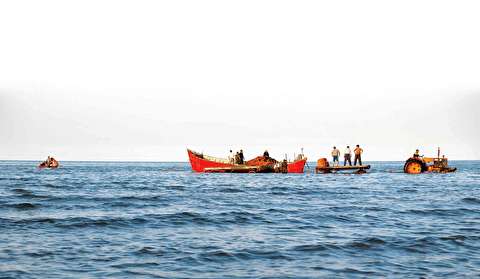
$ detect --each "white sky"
[1,0,479,161]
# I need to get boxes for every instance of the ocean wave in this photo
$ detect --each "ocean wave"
[347,237,386,250]
[134,246,167,256]
[154,211,210,225]
[25,250,55,258]
[12,202,38,210]
[292,243,330,252]
[312,266,377,276]
[439,235,467,242]
[0,216,148,229]
[218,187,244,193]
[234,249,290,260]
[461,197,480,204]
[11,188,50,199]
[405,208,474,216]
[41,195,172,204]
[110,262,160,269]
[0,210,268,229]
[199,250,236,262]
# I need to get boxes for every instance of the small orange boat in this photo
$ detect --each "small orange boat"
[38,157,60,169]
[187,149,307,173]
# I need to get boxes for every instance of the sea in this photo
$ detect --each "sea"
[0,160,479,278]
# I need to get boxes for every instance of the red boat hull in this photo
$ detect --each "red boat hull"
[188,149,233,172]
[287,159,307,173]
[187,149,306,173]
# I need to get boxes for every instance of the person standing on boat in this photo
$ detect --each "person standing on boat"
[354,145,363,166]
[263,150,270,158]
[344,146,352,166]
[239,150,245,164]
[331,146,340,166]
[228,150,234,164]
[234,152,240,164]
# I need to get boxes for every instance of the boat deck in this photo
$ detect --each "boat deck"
[315,165,371,174]
[204,165,273,173]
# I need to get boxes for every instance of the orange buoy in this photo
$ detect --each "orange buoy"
[317,158,329,168]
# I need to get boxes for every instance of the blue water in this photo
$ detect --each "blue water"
[0,161,479,278]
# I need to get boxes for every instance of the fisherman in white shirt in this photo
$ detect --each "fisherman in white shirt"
[344,146,352,166]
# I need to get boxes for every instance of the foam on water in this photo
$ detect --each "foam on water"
[0,160,479,278]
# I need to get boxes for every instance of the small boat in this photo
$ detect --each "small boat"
[315,158,371,174]
[38,157,60,169]
[187,149,307,173]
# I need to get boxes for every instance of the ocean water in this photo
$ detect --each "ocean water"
[0,160,479,278]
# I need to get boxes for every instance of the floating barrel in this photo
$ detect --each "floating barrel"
[317,158,329,168]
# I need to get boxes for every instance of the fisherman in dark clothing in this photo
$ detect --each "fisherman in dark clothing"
[413,149,421,158]
[239,150,244,164]
[263,150,270,158]
[354,145,363,166]
[280,159,288,173]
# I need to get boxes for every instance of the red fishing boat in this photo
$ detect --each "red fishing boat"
[187,149,307,173]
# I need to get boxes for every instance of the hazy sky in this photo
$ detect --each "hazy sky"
[1,0,479,161]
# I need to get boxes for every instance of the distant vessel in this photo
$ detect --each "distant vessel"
[187,149,307,173]
[38,156,60,169]
[404,148,456,174]
[315,158,371,174]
